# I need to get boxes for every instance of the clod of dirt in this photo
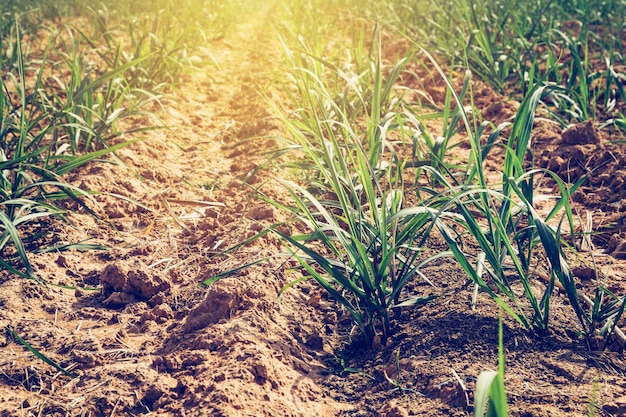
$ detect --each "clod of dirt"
[481,100,519,122]
[141,303,174,324]
[250,361,269,382]
[102,291,137,307]
[604,396,626,415]
[305,331,324,350]
[182,283,242,333]
[608,233,626,252]
[561,120,601,145]
[71,350,102,368]
[100,262,172,307]
[141,385,166,409]
[246,205,274,221]
[425,378,467,407]
[55,255,71,268]
[377,401,410,417]
[571,265,599,281]
[613,241,626,259]
[153,351,210,372]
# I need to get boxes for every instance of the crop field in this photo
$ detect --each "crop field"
[1,0,626,415]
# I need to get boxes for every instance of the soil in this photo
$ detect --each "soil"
[1,4,626,417]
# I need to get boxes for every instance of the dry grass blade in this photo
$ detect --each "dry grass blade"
[164,198,226,208]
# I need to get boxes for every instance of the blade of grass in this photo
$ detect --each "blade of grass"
[6,325,77,378]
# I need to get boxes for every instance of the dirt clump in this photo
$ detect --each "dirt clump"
[182,282,241,333]
[561,120,601,145]
[100,262,172,307]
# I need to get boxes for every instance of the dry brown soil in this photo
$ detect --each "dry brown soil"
[1,5,626,417]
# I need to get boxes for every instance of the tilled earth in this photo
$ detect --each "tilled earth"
[1,5,626,417]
